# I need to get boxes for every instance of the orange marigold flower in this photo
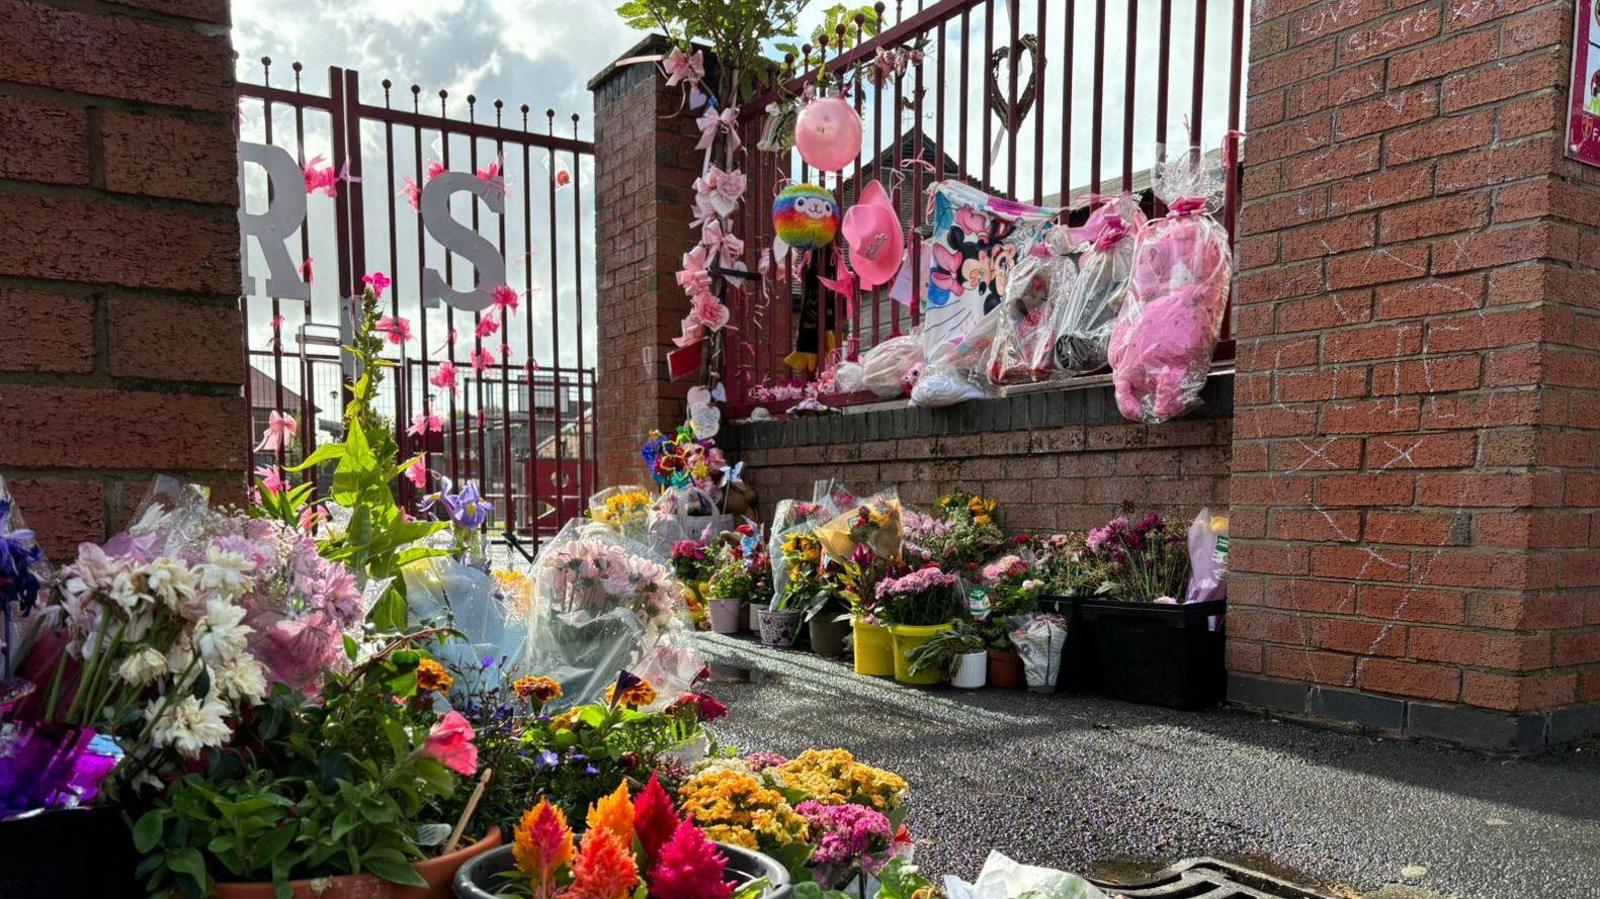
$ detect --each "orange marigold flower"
[603,678,657,708]
[513,799,574,898]
[416,658,453,693]
[585,781,636,849]
[566,827,639,899]
[514,675,563,704]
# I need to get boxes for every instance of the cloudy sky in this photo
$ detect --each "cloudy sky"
[234,0,1245,420]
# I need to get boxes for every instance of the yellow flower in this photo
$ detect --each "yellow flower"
[416,659,453,693]
[551,708,583,731]
[676,767,809,852]
[771,748,909,812]
[586,781,635,847]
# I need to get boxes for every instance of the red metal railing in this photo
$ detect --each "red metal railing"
[724,0,1246,409]
[238,63,598,546]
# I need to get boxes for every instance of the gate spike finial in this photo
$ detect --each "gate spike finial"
[260,56,271,83]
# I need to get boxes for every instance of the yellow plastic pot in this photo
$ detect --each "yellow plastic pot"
[888,622,954,685]
[851,618,896,677]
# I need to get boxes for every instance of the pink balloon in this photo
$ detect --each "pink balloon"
[795,95,863,172]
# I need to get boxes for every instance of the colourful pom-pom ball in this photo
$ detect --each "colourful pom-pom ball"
[771,184,840,251]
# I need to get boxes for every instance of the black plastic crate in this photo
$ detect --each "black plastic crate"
[1076,598,1227,710]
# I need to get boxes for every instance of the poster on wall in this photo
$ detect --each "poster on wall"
[1571,0,1600,166]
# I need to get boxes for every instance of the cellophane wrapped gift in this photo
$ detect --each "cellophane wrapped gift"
[813,489,903,564]
[986,228,1081,385]
[403,557,528,685]
[517,519,702,709]
[911,321,1000,407]
[1050,194,1146,376]
[1011,613,1068,690]
[1107,153,1233,422]
[1185,508,1229,604]
[646,486,730,557]
[859,334,925,398]
[944,851,1109,899]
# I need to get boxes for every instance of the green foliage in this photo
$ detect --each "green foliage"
[616,0,875,104]
[132,638,461,897]
[286,286,448,629]
[875,858,935,899]
[905,618,985,677]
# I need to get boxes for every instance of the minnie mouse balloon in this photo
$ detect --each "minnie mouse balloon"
[794,95,862,172]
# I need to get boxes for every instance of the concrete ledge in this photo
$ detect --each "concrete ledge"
[1230,673,1600,753]
[728,373,1234,450]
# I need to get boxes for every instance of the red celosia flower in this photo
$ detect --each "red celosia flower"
[649,820,731,899]
[631,773,681,863]
[566,827,639,899]
[513,799,574,899]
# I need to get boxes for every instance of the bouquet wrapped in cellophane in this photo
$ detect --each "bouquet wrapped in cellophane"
[516,519,702,709]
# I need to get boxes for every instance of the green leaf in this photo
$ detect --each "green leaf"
[285,441,345,473]
[343,634,360,661]
[165,847,209,887]
[252,824,296,864]
[131,811,164,853]
[370,588,409,633]
[363,857,428,887]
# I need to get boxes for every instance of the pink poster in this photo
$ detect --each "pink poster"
[1571,0,1600,166]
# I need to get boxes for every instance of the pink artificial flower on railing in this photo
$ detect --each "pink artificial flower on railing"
[363,271,392,299]
[255,410,297,452]
[399,175,422,211]
[426,159,447,180]
[662,46,705,89]
[476,315,500,338]
[430,360,459,390]
[693,166,745,218]
[421,710,478,776]
[689,293,729,333]
[471,346,496,372]
[298,257,314,284]
[492,284,520,313]
[476,158,506,198]
[405,456,428,489]
[376,315,412,345]
[302,154,358,197]
[408,411,444,437]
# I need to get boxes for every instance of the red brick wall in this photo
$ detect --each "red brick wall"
[589,37,707,488]
[1232,0,1600,747]
[729,381,1233,537]
[0,0,244,557]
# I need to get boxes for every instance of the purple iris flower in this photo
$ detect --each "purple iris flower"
[535,750,560,769]
[0,500,43,616]
[444,480,493,529]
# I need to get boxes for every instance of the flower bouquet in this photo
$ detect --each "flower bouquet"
[906,490,1005,574]
[517,520,702,708]
[588,485,654,544]
[814,491,903,568]
[1084,513,1191,603]
[874,565,964,685]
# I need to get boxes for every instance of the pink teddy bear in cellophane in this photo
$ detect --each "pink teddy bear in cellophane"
[1108,187,1232,423]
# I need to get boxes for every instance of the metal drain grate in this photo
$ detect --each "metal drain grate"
[1091,857,1337,899]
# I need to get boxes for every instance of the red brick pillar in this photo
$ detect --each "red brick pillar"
[0,0,244,556]
[587,38,709,490]
[1231,0,1600,748]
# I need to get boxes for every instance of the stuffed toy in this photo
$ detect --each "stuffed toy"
[771,183,840,251]
[1108,157,1232,423]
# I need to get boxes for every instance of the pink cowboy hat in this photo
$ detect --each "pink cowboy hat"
[841,180,905,288]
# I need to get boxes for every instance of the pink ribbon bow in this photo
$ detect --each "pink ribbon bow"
[695,105,741,166]
[663,47,705,89]
[256,411,297,453]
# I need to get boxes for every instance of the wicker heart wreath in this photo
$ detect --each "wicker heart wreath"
[986,33,1040,133]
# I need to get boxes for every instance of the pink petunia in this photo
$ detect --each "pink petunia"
[421,710,477,776]
[363,271,392,299]
[475,315,500,339]
[491,284,520,313]
[376,315,412,345]
[429,361,459,390]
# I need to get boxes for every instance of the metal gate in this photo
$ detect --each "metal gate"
[237,62,597,544]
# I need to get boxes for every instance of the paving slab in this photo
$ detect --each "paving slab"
[694,633,1600,899]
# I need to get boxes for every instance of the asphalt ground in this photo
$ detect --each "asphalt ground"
[695,632,1600,899]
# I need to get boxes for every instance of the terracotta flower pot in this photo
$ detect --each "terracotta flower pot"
[211,828,501,899]
[987,649,1023,689]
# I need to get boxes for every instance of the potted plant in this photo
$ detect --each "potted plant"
[670,538,715,630]
[706,548,755,635]
[830,554,895,677]
[132,633,491,899]
[774,529,847,654]
[454,777,792,899]
[1074,512,1226,709]
[874,565,963,685]
[971,554,1044,690]
[904,620,987,688]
